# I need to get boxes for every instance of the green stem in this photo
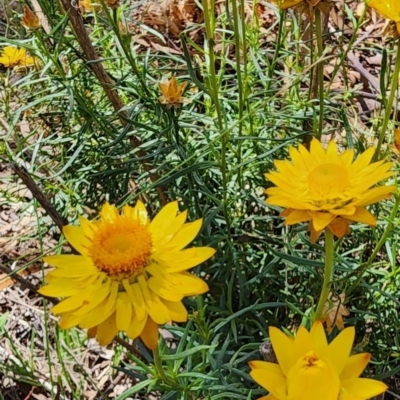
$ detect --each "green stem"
[346,194,400,296]
[315,8,324,140]
[152,346,176,386]
[374,38,400,161]
[314,229,334,321]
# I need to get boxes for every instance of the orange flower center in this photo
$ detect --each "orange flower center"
[88,217,152,280]
[308,163,349,197]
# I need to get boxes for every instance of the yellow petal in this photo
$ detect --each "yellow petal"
[349,147,375,174]
[328,218,351,239]
[127,281,146,321]
[250,367,287,399]
[72,279,111,316]
[310,138,327,163]
[128,200,149,224]
[284,209,311,225]
[51,289,96,314]
[155,210,188,247]
[138,275,170,324]
[341,207,376,226]
[62,225,91,256]
[269,326,296,376]
[59,313,82,329]
[369,0,400,21]
[326,140,338,162]
[312,212,336,231]
[147,276,184,302]
[99,202,119,221]
[341,378,387,398]
[78,215,96,239]
[354,185,395,206]
[322,326,354,375]
[140,317,159,349]
[39,279,80,297]
[96,313,118,346]
[161,299,188,322]
[310,321,328,355]
[340,353,371,380]
[294,325,314,360]
[163,247,216,272]
[78,296,117,329]
[172,271,209,296]
[150,201,178,234]
[126,314,147,340]
[164,219,203,251]
[116,293,133,331]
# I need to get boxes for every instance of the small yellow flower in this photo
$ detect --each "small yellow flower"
[159,76,189,108]
[79,0,100,13]
[0,46,36,68]
[249,321,387,400]
[368,0,400,36]
[265,138,395,242]
[21,5,40,30]
[320,292,349,334]
[39,201,215,348]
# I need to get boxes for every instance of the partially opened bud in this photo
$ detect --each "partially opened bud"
[104,0,120,8]
[118,20,128,36]
[21,5,40,30]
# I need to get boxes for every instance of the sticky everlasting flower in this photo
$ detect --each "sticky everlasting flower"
[368,0,400,36]
[265,138,395,242]
[249,321,387,400]
[0,46,36,68]
[21,5,40,30]
[39,201,215,348]
[159,76,189,108]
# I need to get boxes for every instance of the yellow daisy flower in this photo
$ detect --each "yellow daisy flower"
[265,138,396,242]
[249,321,387,400]
[39,201,215,349]
[0,46,36,68]
[368,0,400,35]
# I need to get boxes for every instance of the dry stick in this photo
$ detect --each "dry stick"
[10,163,144,358]
[10,163,67,231]
[56,0,168,205]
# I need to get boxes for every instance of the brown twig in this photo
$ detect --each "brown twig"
[0,264,59,304]
[56,0,168,205]
[10,163,67,232]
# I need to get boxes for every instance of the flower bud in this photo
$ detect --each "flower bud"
[104,0,120,8]
[21,5,40,30]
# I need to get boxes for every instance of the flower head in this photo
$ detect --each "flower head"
[0,46,36,68]
[249,321,387,400]
[265,138,395,242]
[159,75,189,108]
[39,201,215,348]
[21,5,40,30]
[368,0,400,36]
